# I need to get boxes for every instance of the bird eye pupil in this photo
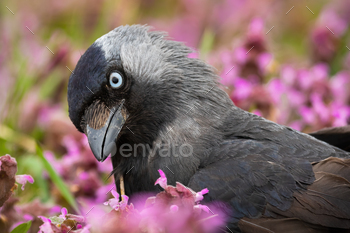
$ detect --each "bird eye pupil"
[112,77,119,84]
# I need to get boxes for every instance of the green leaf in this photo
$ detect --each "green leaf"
[36,144,79,212]
[10,221,32,233]
[199,28,215,58]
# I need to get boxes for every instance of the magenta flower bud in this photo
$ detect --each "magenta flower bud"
[154,169,167,189]
[195,188,209,202]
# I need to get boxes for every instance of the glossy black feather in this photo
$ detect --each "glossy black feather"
[310,126,350,152]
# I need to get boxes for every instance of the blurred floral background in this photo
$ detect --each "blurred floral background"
[0,0,349,232]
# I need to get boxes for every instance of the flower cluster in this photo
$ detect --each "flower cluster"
[38,208,90,233]
[38,170,224,233]
[215,12,350,132]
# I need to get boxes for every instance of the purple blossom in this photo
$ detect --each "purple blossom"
[15,175,34,191]
[318,9,348,37]
[58,207,68,219]
[154,169,167,189]
[257,52,273,73]
[267,79,285,104]
[104,190,129,211]
[281,66,297,86]
[331,103,350,126]
[195,188,209,202]
[38,216,54,233]
[299,106,316,124]
[232,77,254,100]
[311,93,330,123]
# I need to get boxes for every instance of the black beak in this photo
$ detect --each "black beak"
[86,100,127,162]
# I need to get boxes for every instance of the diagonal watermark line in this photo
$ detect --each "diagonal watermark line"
[185,105,195,115]
[126,166,134,174]
[26,26,34,35]
[226,66,234,75]
[306,6,314,15]
[326,26,334,35]
[105,106,115,114]
[346,46,350,51]
[286,6,294,15]
[67,222,78,233]
[106,186,115,195]
[246,46,254,54]
[206,207,234,232]
[67,225,76,233]
[66,66,74,74]
[85,206,95,215]
[126,126,134,134]
[226,226,233,233]
[166,166,174,174]
[86,86,94,94]
[266,26,274,35]
[208,207,215,215]
[5,6,14,15]
[205,85,215,95]
[203,108,210,115]
[166,126,174,135]
[45,46,54,55]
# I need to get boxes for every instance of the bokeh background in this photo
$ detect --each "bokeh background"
[0,0,349,232]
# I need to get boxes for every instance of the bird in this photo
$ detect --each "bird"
[67,25,350,232]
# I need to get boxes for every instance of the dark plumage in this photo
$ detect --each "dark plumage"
[67,25,350,232]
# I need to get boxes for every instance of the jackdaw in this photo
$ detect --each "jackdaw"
[67,25,350,232]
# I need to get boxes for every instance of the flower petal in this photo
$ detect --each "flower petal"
[59,207,68,219]
[15,174,34,190]
[111,190,120,199]
[154,169,167,189]
[194,204,210,213]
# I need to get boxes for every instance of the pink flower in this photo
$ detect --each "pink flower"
[59,207,67,219]
[66,214,86,223]
[267,79,285,104]
[120,195,129,210]
[257,53,272,73]
[104,190,129,211]
[232,77,254,100]
[299,106,315,124]
[195,188,209,202]
[281,66,297,86]
[104,190,120,209]
[155,169,167,189]
[331,104,350,127]
[193,204,210,213]
[248,18,264,36]
[234,47,248,64]
[15,174,34,190]
[311,93,330,123]
[38,216,54,233]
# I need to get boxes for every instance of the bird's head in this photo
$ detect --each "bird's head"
[68,25,232,163]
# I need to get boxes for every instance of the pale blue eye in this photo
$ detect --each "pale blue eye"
[109,72,123,88]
